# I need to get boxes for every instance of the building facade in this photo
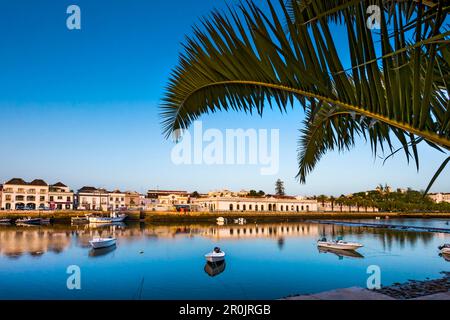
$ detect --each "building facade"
[192,196,318,213]
[125,191,145,209]
[109,190,126,210]
[77,187,110,211]
[0,178,49,210]
[430,193,450,204]
[48,183,74,210]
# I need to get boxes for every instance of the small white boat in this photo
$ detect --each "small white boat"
[318,238,364,251]
[71,216,88,224]
[0,219,12,224]
[439,244,450,255]
[15,218,43,225]
[89,237,117,249]
[88,212,127,224]
[205,247,226,263]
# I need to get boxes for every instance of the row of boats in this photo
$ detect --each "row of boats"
[0,212,128,226]
[0,217,50,225]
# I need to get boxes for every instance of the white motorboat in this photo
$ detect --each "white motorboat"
[88,212,127,224]
[205,247,226,263]
[317,238,364,251]
[71,216,89,224]
[15,218,44,225]
[89,237,117,249]
[0,219,12,224]
[439,244,450,255]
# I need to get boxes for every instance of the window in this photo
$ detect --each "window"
[15,195,24,201]
[261,205,264,211]
[67,197,71,202]
[40,196,45,201]
[237,204,240,210]
[5,195,11,201]
[58,196,63,200]
[50,196,54,201]
[249,205,252,210]
[229,204,234,211]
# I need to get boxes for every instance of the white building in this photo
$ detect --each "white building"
[1,178,49,210]
[48,182,74,210]
[109,190,126,210]
[192,196,318,213]
[77,187,109,211]
[429,193,450,204]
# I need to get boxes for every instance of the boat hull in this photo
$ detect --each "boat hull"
[318,242,363,251]
[89,238,117,249]
[88,214,127,224]
[205,252,226,263]
[441,248,450,255]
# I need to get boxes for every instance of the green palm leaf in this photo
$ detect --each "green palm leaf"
[161,0,450,188]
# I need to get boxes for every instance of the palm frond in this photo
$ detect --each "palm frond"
[161,0,450,183]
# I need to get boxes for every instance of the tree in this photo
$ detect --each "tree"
[190,191,200,198]
[161,0,450,193]
[249,190,258,197]
[257,190,266,197]
[275,179,285,196]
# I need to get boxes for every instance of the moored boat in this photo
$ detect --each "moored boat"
[15,218,44,225]
[0,219,12,224]
[317,238,364,251]
[89,237,117,249]
[88,212,127,224]
[205,247,226,263]
[71,216,89,224]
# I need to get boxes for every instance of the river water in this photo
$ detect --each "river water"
[0,218,449,299]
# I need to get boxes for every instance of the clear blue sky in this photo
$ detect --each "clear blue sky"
[0,0,448,196]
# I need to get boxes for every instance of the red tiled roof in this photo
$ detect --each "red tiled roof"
[5,178,27,185]
[29,179,48,186]
[52,182,67,187]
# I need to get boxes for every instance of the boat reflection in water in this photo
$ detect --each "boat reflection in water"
[318,247,365,260]
[204,261,226,277]
[440,253,450,262]
[89,245,117,258]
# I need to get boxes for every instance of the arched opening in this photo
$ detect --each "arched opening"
[268,204,272,211]
[255,205,258,211]
[296,205,299,212]
[26,203,36,210]
[16,203,25,210]
[5,203,11,210]
[243,204,246,211]
[306,205,310,212]
[229,204,234,211]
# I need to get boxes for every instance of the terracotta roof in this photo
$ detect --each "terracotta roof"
[52,182,67,187]
[29,179,48,186]
[5,178,27,185]
[78,186,98,193]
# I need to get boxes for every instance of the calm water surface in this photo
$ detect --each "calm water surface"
[0,219,449,300]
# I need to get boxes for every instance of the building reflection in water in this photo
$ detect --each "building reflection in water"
[0,222,439,259]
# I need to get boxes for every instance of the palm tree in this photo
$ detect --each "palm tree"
[162,0,449,192]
